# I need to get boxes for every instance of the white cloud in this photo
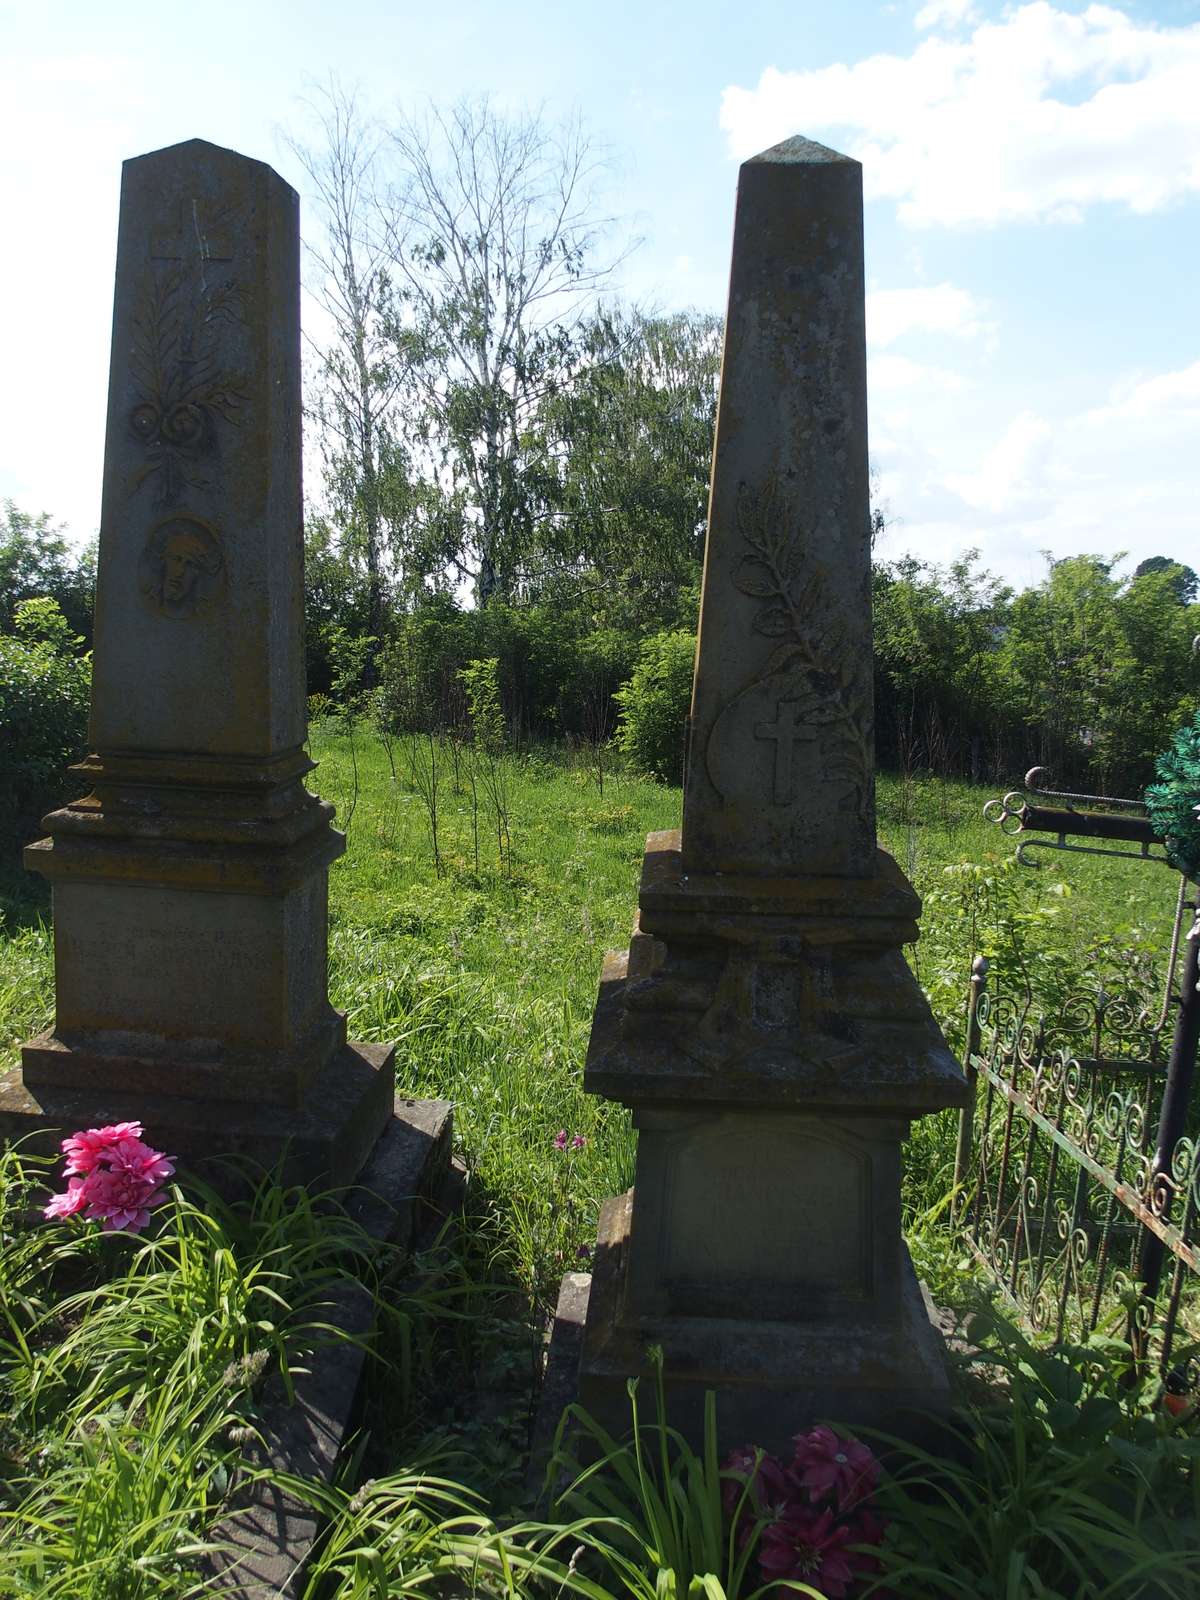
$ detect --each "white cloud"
[945,411,1055,513]
[871,353,1200,579]
[869,351,969,391]
[1090,359,1200,419]
[866,282,988,347]
[720,4,1200,226]
[915,0,978,30]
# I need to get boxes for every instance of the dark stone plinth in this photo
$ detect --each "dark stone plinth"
[527,1270,593,1502]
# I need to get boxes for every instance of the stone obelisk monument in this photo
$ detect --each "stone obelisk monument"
[574,138,967,1447]
[0,140,395,1183]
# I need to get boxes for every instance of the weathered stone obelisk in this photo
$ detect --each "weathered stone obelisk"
[574,138,967,1448]
[0,140,395,1183]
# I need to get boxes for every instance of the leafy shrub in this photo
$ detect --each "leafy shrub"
[459,657,507,753]
[0,597,91,830]
[615,628,696,784]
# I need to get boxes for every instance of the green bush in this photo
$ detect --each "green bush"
[0,597,91,830]
[615,628,696,784]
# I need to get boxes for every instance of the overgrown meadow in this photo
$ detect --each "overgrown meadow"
[1,730,1194,1596]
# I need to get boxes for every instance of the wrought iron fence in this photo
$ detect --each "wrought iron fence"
[956,770,1200,1397]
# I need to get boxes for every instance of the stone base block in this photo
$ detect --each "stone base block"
[576,1193,951,1455]
[20,1010,346,1108]
[0,1041,396,1191]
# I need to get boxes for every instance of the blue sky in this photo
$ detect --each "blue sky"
[2,0,1198,592]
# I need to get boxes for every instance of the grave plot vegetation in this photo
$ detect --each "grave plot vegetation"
[2,735,1196,1597]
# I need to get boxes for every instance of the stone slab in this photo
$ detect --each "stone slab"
[527,1270,592,1505]
[639,831,919,931]
[0,1041,397,1191]
[199,1097,455,1596]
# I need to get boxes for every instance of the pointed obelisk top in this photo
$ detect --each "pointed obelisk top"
[681,135,876,880]
[745,134,859,166]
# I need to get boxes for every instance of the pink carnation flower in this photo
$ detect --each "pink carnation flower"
[61,1121,145,1175]
[758,1503,857,1599]
[791,1425,879,1511]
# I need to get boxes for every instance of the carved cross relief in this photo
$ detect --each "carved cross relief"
[754,700,818,805]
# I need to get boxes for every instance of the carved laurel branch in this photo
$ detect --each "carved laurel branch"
[732,479,871,813]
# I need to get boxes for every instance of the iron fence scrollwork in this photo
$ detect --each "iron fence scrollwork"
[958,772,1199,1395]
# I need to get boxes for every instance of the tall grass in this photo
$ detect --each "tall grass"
[0,1148,406,1597]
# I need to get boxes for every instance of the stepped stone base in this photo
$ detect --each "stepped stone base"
[0,1041,396,1191]
[571,1191,952,1456]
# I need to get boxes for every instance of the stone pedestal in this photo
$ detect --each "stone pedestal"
[575,833,965,1448]
[0,140,395,1185]
[570,136,968,1450]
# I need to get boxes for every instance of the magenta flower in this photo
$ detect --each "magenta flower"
[43,1177,90,1221]
[791,1425,879,1510]
[721,1444,791,1525]
[553,1129,569,1151]
[105,1137,175,1188]
[61,1121,145,1175]
[44,1123,175,1234]
[843,1507,888,1582]
[80,1167,166,1233]
[571,1133,587,1150]
[758,1503,857,1599]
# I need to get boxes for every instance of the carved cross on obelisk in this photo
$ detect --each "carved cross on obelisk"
[681,137,876,880]
[753,701,819,805]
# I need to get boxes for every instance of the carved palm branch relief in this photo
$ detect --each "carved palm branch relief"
[128,232,246,505]
[732,479,871,819]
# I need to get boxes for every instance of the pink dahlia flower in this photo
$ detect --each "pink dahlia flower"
[61,1121,145,1175]
[104,1137,175,1188]
[791,1425,879,1510]
[81,1166,167,1233]
[43,1177,91,1221]
[758,1503,857,1599]
[45,1123,175,1234]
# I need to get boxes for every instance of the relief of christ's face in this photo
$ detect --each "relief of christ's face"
[138,515,224,619]
[161,531,212,603]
